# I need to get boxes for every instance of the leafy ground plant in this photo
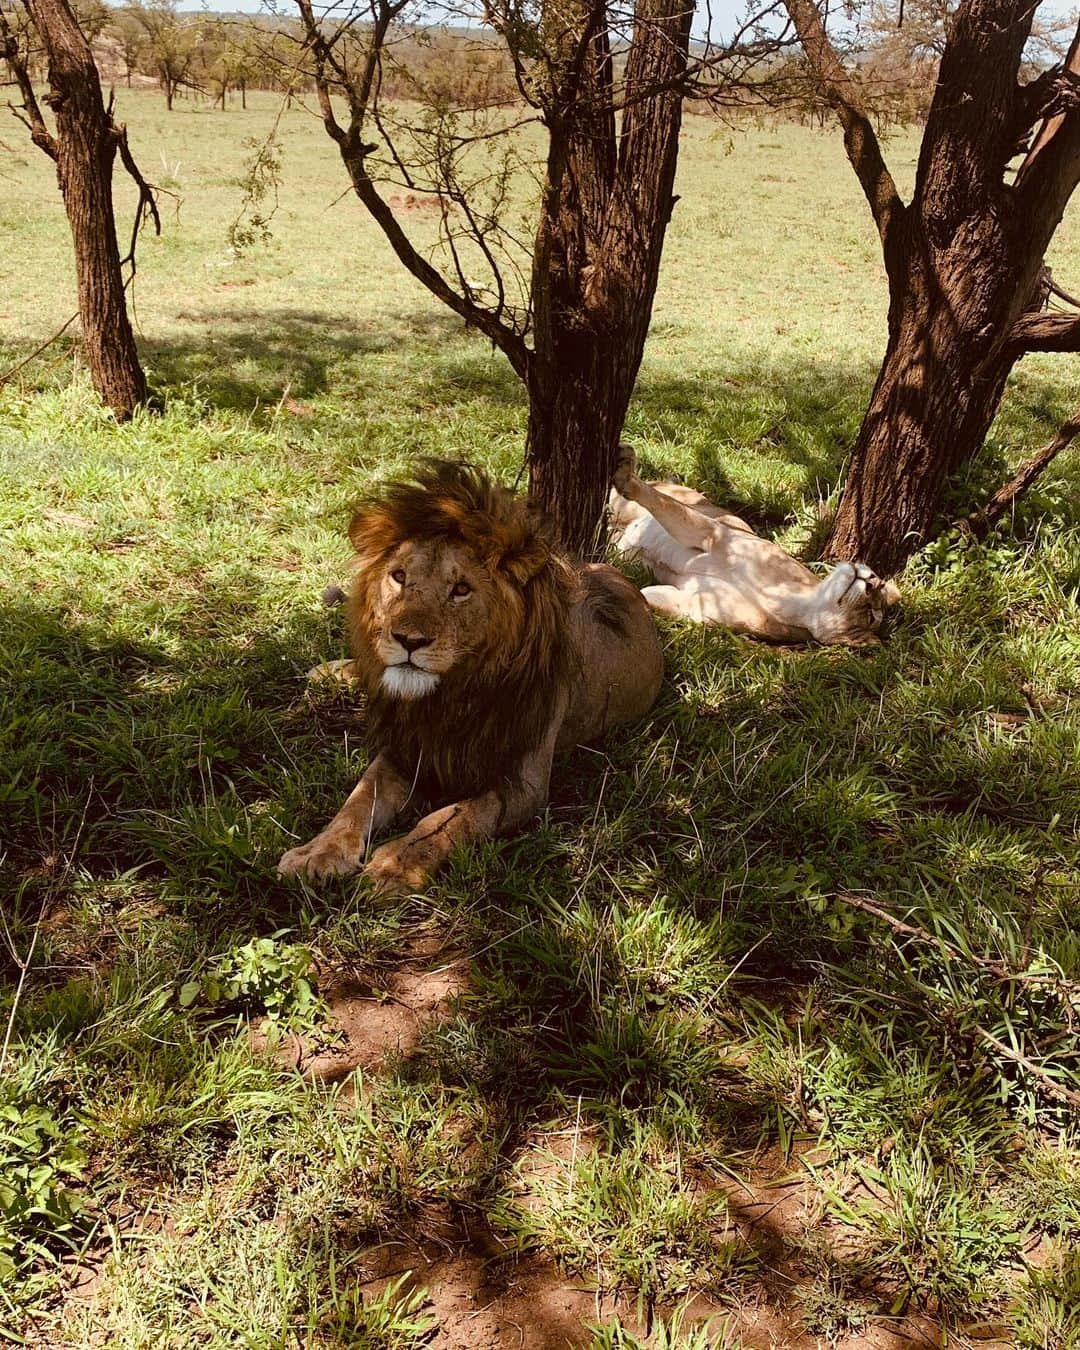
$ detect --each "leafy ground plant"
[179,931,327,1033]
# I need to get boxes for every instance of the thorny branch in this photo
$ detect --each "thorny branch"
[780,0,906,248]
[0,1,56,157]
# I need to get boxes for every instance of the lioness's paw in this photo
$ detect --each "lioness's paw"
[611,444,638,497]
[278,830,361,883]
[362,843,431,896]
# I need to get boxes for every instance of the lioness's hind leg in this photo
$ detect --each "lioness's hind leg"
[641,584,698,619]
[617,479,718,554]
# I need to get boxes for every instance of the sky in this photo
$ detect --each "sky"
[172,0,1078,45]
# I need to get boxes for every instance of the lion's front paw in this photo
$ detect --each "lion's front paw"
[278,828,362,883]
[611,444,638,497]
[362,842,432,896]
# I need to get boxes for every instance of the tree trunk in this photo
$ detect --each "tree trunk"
[240,78,246,110]
[24,0,147,420]
[824,231,1018,573]
[526,0,691,557]
[788,0,1080,575]
[527,341,641,558]
[824,338,1010,574]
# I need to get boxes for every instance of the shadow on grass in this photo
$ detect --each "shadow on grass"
[141,306,526,415]
[133,309,1080,536]
[4,561,1076,1333]
[0,590,351,932]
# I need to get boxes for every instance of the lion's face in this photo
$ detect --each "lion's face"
[360,537,514,700]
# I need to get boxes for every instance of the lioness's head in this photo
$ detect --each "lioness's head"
[346,461,575,701]
[812,562,902,646]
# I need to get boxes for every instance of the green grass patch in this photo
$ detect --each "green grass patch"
[1,90,1079,1343]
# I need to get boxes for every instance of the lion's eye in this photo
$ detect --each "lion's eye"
[451,580,472,599]
[390,568,406,585]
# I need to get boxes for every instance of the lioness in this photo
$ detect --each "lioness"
[279,461,663,892]
[610,447,900,646]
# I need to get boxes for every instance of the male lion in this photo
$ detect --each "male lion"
[278,461,663,892]
[610,447,900,646]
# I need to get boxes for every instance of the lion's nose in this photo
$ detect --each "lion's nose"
[393,632,434,655]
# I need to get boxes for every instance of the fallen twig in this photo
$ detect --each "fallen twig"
[976,1026,1080,1112]
[834,891,1080,1007]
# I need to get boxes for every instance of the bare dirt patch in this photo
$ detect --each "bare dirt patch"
[388,192,443,213]
[353,1229,631,1349]
[251,952,469,1082]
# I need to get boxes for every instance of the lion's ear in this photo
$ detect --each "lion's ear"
[500,538,551,586]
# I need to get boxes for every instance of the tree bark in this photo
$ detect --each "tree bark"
[20,0,147,420]
[823,223,1020,574]
[526,0,692,555]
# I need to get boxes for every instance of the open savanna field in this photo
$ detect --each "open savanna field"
[2,89,1080,1348]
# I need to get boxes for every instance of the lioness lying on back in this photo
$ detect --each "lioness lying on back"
[610,447,899,646]
[279,461,663,893]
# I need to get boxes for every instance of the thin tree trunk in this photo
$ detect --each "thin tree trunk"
[23,0,146,419]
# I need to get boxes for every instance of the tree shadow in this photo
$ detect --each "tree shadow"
[0,589,349,936]
[141,306,526,415]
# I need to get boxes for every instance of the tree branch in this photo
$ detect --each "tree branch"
[836,890,1080,1113]
[1009,61,1080,158]
[115,121,164,274]
[780,0,905,251]
[975,1027,1080,1113]
[294,0,531,382]
[1015,19,1080,180]
[1007,309,1080,354]
[962,409,1080,536]
[0,3,57,159]
[1013,18,1080,238]
[835,891,1080,1007]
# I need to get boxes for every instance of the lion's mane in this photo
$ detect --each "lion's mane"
[346,461,579,800]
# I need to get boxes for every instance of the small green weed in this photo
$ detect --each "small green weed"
[179,931,327,1032]
[588,1308,732,1348]
[0,1092,85,1280]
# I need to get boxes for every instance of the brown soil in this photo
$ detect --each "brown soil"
[250,950,469,1082]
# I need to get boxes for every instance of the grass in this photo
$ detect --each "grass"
[1,88,1079,1346]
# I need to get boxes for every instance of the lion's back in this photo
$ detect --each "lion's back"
[558,564,663,749]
